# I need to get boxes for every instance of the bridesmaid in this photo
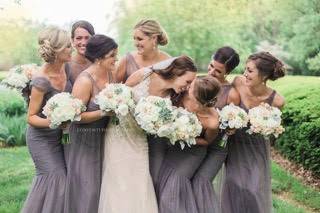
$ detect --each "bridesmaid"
[116,19,170,83]
[22,26,72,213]
[64,35,118,213]
[116,19,171,186]
[222,52,285,213]
[69,20,95,85]
[157,76,221,213]
[192,46,240,213]
[64,20,95,163]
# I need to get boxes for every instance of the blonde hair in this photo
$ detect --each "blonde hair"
[38,26,70,63]
[134,19,169,46]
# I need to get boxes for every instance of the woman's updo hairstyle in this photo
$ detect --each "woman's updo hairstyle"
[38,26,70,63]
[248,51,285,81]
[85,34,118,63]
[193,75,221,107]
[134,19,169,46]
[213,46,240,74]
[151,55,197,80]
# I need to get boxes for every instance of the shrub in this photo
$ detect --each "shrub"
[0,114,27,146]
[276,85,320,176]
[0,85,26,116]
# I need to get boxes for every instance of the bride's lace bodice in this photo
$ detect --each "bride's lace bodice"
[132,68,152,102]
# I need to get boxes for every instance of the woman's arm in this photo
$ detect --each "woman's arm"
[27,87,50,128]
[115,57,127,83]
[72,75,112,124]
[125,68,144,87]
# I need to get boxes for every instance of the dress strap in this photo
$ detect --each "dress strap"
[265,90,276,106]
[126,53,140,69]
[142,67,153,80]
[81,71,100,94]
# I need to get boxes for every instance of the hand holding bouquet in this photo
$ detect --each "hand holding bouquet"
[95,84,135,119]
[247,102,285,138]
[218,103,249,147]
[43,92,86,143]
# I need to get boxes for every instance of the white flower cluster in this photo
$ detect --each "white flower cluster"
[247,102,285,138]
[218,103,249,130]
[134,96,175,136]
[43,92,86,129]
[167,107,202,149]
[1,64,39,91]
[95,84,135,117]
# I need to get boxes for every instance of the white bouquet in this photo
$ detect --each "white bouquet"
[43,92,86,143]
[95,83,135,117]
[168,107,202,149]
[218,103,249,147]
[1,64,39,91]
[134,96,176,137]
[247,102,285,138]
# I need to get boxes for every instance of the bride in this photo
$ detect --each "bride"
[98,56,197,213]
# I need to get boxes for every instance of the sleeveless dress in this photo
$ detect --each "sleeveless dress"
[125,53,170,189]
[22,64,72,213]
[157,131,207,213]
[192,84,233,213]
[68,60,91,86]
[221,91,277,213]
[123,52,140,82]
[64,71,110,213]
[98,68,158,213]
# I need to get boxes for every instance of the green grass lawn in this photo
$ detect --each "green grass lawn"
[0,147,319,213]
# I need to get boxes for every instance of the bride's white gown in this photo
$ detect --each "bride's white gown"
[98,68,158,213]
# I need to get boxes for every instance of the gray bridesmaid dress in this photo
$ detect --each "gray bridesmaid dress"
[221,90,276,213]
[64,71,109,213]
[123,52,140,82]
[157,135,207,213]
[22,65,72,213]
[192,84,233,213]
[125,53,169,188]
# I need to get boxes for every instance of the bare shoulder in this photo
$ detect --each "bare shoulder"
[272,92,285,109]
[159,51,171,59]
[228,87,241,105]
[207,108,220,130]
[125,68,145,87]
[73,73,92,90]
[232,75,245,89]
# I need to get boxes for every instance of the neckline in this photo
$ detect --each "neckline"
[240,90,275,111]
[35,69,69,92]
[128,53,141,69]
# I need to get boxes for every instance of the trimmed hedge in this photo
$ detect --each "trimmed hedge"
[276,85,320,176]
[0,85,26,116]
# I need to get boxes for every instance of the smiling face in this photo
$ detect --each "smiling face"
[72,27,92,56]
[208,59,227,81]
[133,29,157,55]
[243,60,265,86]
[100,48,118,71]
[171,71,196,93]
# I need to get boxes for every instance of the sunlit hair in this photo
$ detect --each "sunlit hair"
[193,75,221,107]
[38,26,71,63]
[151,55,197,80]
[134,19,169,46]
[247,51,285,81]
